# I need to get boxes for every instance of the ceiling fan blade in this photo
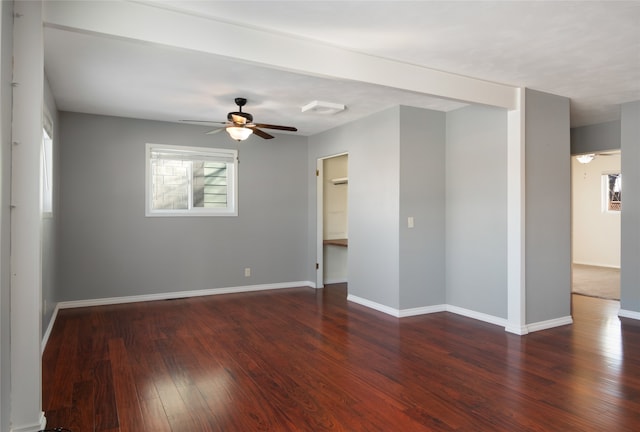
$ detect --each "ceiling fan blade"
[252,127,275,139]
[181,120,227,126]
[254,123,298,132]
[205,128,224,135]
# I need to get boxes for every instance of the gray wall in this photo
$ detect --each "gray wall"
[308,107,401,308]
[58,112,309,301]
[571,120,620,155]
[445,105,508,318]
[620,101,640,312]
[310,104,509,317]
[0,2,12,429]
[399,106,446,308]
[42,75,59,334]
[54,94,575,326]
[525,89,571,324]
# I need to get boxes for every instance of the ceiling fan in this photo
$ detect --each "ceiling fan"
[575,151,619,164]
[183,97,298,141]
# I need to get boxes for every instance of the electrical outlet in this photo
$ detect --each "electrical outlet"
[244,267,251,277]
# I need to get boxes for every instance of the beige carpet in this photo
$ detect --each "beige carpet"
[572,264,620,300]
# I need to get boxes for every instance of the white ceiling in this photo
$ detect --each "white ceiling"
[43,1,640,136]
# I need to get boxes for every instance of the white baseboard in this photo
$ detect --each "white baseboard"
[347,295,506,327]
[347,295,449,319]
[525,315,573,333]
[399,304,447,317]
[445,305,508,328]
[347,295,575,334]
[324,278,348,285]
[348,294,507,326]
[10,412,46,432]
[57,281,315,310]
[45,283,586,355]
[347,294,401,317]
[619,309,640,320]
[505,323,529,335]
[41,281,314,352]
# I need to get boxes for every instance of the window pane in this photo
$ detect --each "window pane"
[608,173,621,211]
[193,161,228,208]
[151,159,189,209]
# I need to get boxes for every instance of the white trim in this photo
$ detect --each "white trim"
[42,105,53,137]
[399,304,447,318]
[10,412,46,432]
[507,88,527,333]
[57,281,315,310]
[445,305,508,328]
[323,278,348,285]
[505,323,530,336]
[41,303,60,354]
[11,1,45,427]
[347,294,401,317]
[525,316,573,333]
[316,158,324,289]
[316,151,349,290]
[43,283,324,351]
[347,295,506,326]
[348,295,447,318]
[348,295,574,334]
[619,309,640,320]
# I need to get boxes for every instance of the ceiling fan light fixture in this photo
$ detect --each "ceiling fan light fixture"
[301,100,345,115]
[576,153,596,164]
[226,126,253,141]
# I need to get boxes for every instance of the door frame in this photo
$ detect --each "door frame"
[316,152,348,289]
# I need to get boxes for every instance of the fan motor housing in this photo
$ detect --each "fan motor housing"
[228,111,253,123]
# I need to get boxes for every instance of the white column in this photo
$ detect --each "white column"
[11,1,46,431]
[506,88,528,335]
[0,2,8,431]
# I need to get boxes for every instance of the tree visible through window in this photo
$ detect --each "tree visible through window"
[605,173,621,212]
[146,144,237,216]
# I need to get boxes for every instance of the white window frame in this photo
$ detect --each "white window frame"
[145,143,238,217]
[41,109,54,217]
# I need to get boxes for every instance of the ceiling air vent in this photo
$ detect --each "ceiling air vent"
[301,100,345,115]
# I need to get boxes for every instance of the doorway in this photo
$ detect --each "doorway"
[571,151,621,301]
[316,153,348,288]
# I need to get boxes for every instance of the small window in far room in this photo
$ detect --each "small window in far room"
[603,173,621,212]
[145,144,238,217]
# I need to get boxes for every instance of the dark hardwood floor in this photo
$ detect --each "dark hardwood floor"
[42,284,640,431]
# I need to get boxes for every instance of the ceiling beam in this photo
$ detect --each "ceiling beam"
[43,0,518,110]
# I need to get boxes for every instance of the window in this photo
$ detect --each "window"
[603,173,621,212]
[41,116,53,216]
[146,144,238,216]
